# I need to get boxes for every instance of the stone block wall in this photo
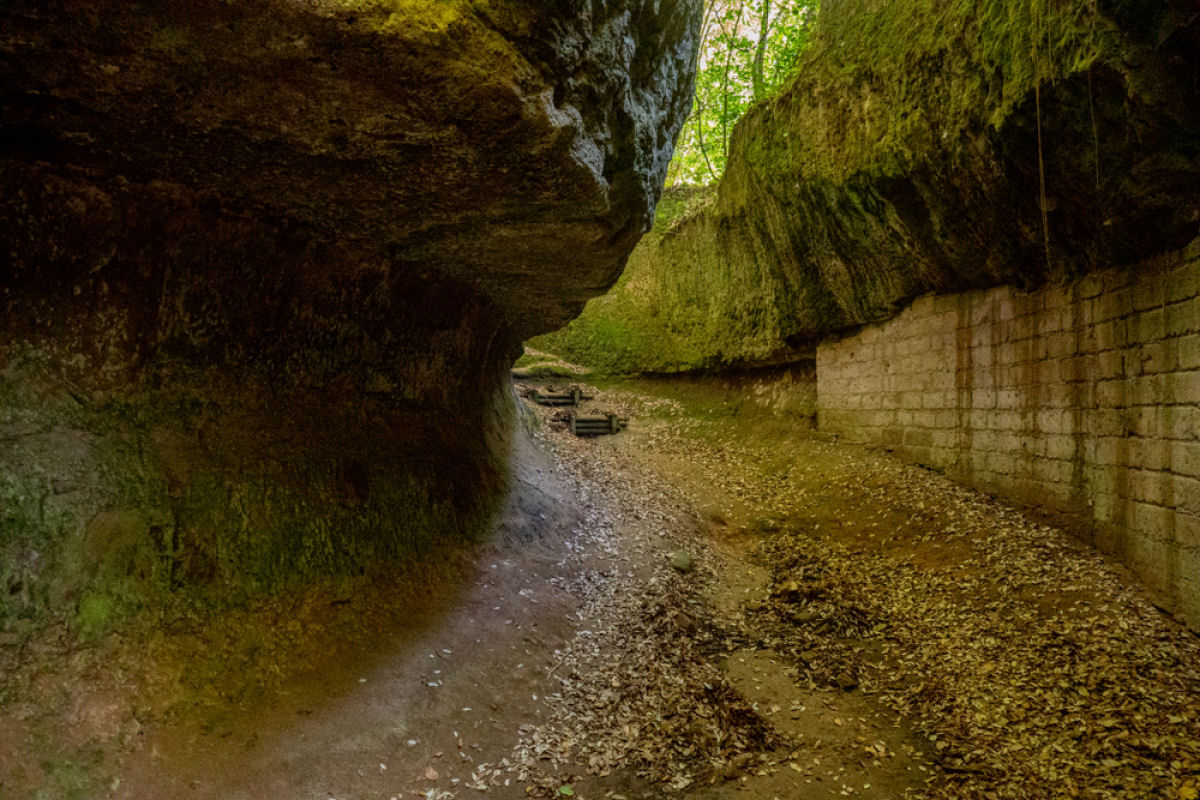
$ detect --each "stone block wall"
[817,240,1200,628]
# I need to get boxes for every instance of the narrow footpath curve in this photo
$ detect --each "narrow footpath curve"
[101,376,1200,800]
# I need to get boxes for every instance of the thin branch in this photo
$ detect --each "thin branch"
[693,99,720,183]
[719,1,747,164]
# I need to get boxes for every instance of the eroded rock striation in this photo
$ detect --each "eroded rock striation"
[0,0,700,630]
[537,0,1200,371]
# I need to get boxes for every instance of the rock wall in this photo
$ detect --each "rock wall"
[818,239,1200,627]
[532,186,815,372]
[0,0,701,636]
[536,0,1200,373]
[635,362,818,423]
[717,0,1200,340]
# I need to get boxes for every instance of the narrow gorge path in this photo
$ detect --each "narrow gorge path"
[488,376,1200,800]
[105,376,1200,800]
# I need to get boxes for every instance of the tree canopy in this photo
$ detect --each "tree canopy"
[667,0,820,186]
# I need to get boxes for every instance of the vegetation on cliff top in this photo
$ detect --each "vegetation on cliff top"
[668,0,820,184]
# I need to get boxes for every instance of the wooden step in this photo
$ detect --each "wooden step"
[569,413,627,436]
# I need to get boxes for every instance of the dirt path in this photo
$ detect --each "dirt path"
[103,426,601,800]
[11,375,1200,800]
[491,377,1200,800]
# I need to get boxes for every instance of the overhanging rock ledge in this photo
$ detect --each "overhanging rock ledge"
[0,0,701,623]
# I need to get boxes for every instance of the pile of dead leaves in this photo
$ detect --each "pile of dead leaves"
[750,507,1200,799]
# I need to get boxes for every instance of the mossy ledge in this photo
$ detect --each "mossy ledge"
[535,0,1200,372]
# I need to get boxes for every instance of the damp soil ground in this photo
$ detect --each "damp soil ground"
[3,373,1200,800]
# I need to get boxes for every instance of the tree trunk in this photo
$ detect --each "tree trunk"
[720,1,747,164]
[751,0,772,101]
[694,97,720,182]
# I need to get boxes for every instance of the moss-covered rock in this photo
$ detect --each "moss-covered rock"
[533,186,814,372]
[0,358,513,635]
[537,0,1200,372]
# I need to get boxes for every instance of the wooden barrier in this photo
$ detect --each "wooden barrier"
[569,413,627,436]
[532,387,594,407]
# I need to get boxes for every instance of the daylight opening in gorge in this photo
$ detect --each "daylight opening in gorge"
[2,2,1199,799]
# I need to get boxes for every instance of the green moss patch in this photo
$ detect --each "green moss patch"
[0,363,510,640]
[73,592,116,640]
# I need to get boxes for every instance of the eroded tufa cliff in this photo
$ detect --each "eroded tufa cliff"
[0,0,700,633]
[536,0,1200,372]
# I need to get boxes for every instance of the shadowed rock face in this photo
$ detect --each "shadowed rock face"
[0,0,700,626]
[716,0,1200,342]
[1,0,700,390]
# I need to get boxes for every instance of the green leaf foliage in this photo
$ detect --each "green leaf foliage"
[668,0,820,186]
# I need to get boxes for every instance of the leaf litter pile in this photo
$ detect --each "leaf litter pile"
[639,387,1200,799]
[497,380,1200,799]
[752,515,1200,799]
[470,570,778,796]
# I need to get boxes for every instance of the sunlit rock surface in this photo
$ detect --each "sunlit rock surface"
[0,0,700,628]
